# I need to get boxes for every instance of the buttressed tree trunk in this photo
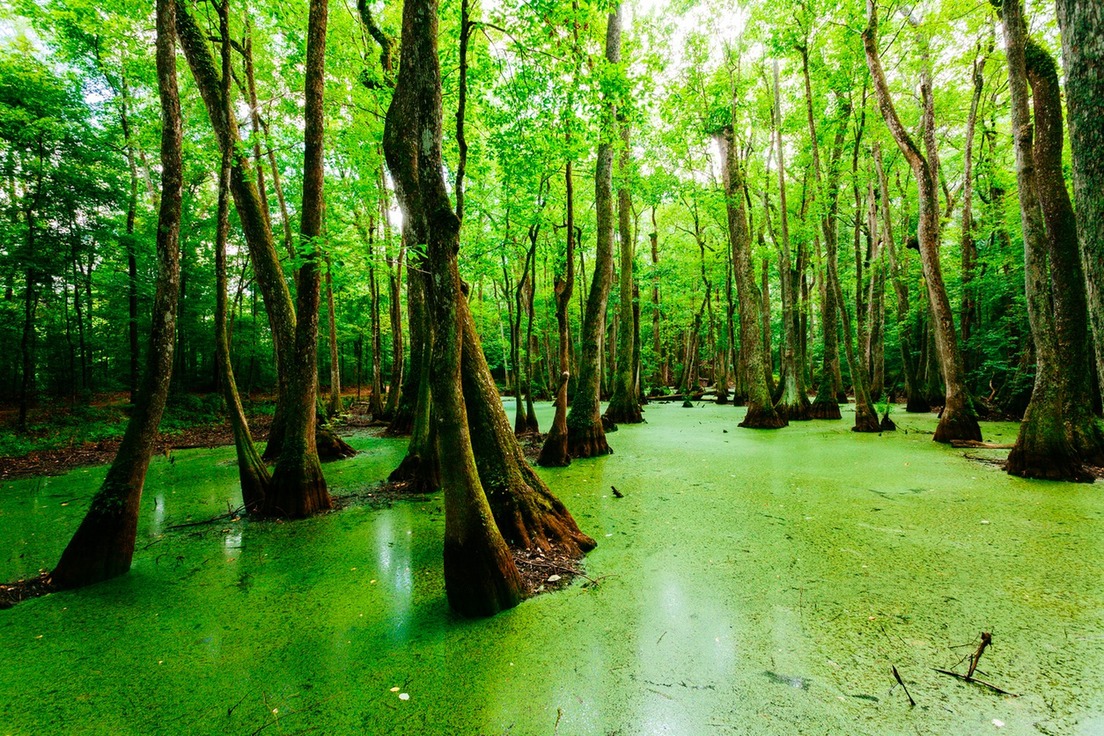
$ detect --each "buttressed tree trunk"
[863,0,981,443]
[385,0,520,616]
[717,125,785,429]
[461,298,596,556]
[1056,0,1104,414]
[566,5,621,458]
[50,0,182,588]
[605,119,643,423]
[262,0,332,517]
[538,158,577,467]
[1003,0,1091,481]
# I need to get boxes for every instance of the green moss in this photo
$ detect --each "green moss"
[1,405,1102,734]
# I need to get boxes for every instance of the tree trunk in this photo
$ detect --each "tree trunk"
[381,175,404,420]
[960,43,988,374]
[215,0,269,512]
[605,119,642,423]
[263,0,331,517]
[566,6,621,458]
[1057,0,1104,416]
[360,213,386,418]
[717,126,785,429]
[50,0,182,588]
[538,158,577,467]
[325,255,343,416]
[874,143,925,412]
[176,0,298,461]
[1003,0,1091,481]
[808,90,847,419]
[383,0,521,616]
[771,61,811,420]
[863,0,981,443]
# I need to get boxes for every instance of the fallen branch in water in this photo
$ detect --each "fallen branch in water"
[932,668,1017,697]
[934,631,1016,696]
[950,440,1014,449]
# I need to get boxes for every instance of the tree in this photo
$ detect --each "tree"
[1004,0,1101,480]
[863,0,982,443]
[566,5,622,458]
[49,0,182,588]
[1056,0,1104,411]
[383,0,521,616]
[717,121,786,430]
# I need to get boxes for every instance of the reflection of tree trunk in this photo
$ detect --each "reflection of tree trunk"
[1056,0,1104,413]
[864,2,981,443]
[50,0,182,588]
[567,6,621,458]
[717,126,784,429]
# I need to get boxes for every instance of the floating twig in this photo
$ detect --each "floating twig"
[892,665,916,706]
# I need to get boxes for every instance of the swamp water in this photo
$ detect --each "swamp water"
[1,403,1103,735]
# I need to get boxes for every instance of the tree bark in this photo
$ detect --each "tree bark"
[863,0,981,443]
[1057,0,1104,414]
[717,126,785,429]
[605,119,642,423]
[771,60,811,420]
[263,0,331,517]
[384,0,521,616]
[566,6,621,458]
[1003,0,1091,481]
[50,0,183,588]
[216,0,269,512]
[538,158,577,467]
[803,49,844,420]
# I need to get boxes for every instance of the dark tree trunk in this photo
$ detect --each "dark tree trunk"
[717,126,785,429]
[960,44,988,373]
[263,0,331,517]
[1057,0,1104,412]
[864,1,981,443]
[50,0,183,588]
[567,6,621,458]
[462,302,595,555]
[176,1,298,462]
[384,0,521,616]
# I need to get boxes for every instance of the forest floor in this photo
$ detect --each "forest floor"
[2,401,1104,735]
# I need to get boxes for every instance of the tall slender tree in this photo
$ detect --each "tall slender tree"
[863,0,981,443]
[50,0,182,588]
